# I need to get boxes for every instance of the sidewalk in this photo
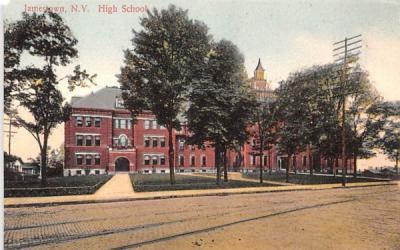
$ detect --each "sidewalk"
[4,177,397,208]
[94,173,134,197]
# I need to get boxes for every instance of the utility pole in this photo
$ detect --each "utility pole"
[4,116,18,169]
[333,34,362,187]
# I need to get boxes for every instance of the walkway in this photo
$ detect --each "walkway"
[4,179,396,208]
[94,173,134,197]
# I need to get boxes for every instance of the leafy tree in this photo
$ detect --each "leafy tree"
[276,63,385,180]
[346,67,385,177]
[379,101,400,175]
[119,5,211,184]
[275,75,315,182]
[251,98,279,183]
[4,12,95,185]
[187,39,257,184]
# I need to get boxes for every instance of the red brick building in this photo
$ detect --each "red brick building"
[64,60,348,175]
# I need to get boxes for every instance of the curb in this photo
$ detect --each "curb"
[4,181,396,208]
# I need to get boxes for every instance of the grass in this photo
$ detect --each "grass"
[242,172,391,185]
[130,173,281,192]
[5,175,112,197]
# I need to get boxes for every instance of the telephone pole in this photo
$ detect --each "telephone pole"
[333,34,362,187]
[4,116,18,168]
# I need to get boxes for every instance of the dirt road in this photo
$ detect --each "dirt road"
[5,184,400,249]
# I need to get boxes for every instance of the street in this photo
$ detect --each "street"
[5,184,400,250]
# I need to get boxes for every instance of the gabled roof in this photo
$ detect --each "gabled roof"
[255,58,264,71]
[71,86,122,110]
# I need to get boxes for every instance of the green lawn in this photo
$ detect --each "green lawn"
[242,172,391,185]
[5,175,112,197]
[130,174,281,192]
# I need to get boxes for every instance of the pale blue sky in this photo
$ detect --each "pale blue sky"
[4,0,400,165]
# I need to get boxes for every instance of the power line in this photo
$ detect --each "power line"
[333,35,362,187]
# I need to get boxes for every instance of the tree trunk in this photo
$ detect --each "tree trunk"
[268,149,272,175]
[396,153,399,175]
[353,154,357,178]
[259,144,264,183]
[293,154,297,175]
[286,154,291,183]
[223,147,228,182]
[40,143,48,186]
[167,127,175,185]
[215,145,221,185]
[309,153,313,176]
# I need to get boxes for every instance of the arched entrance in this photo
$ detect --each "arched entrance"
[115,157,130,172]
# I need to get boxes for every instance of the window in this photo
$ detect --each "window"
[144,137,150,147]
[120,119,126,129]
[95,136,100,146]
[151,120,157,129]
[86,155,92,165]
[303,156,307,167]
[76,116,83,127]
[251,155,256,165]
[144,120,150,129]
[160,138,166,147]
[179,139,185,150]
[190,145,196,151]
[144,155,150,165]
[94,117,101,127]
[202,156,206,166]
[115,98,124,108]
[85,135,92,146]
[95,155,100,165]
[152,138,158,147]
[85,117,91,127]
[76,135,83,146]
[113,138,119,147]
[191,156,195,166]
[77,155,83,165]
[127,120,132,129]
[160,156,165,165]
[263,155,268,166]
[292,156,296,167]
[114,119,119,128]
[179,169,184,173]
[179,155,184,166]
[161,170,166,173]
[95,170,100,175]
[144,169,150,173]
[160,125,166,130]
[119,134,128,147]
[76,170,82,175]
[152,156,158,165]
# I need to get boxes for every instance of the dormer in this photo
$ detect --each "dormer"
[115,97,124,109]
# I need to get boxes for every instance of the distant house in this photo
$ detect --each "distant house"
[21,162,40,176]
[381,167,396,175]
[5,159,40,181]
